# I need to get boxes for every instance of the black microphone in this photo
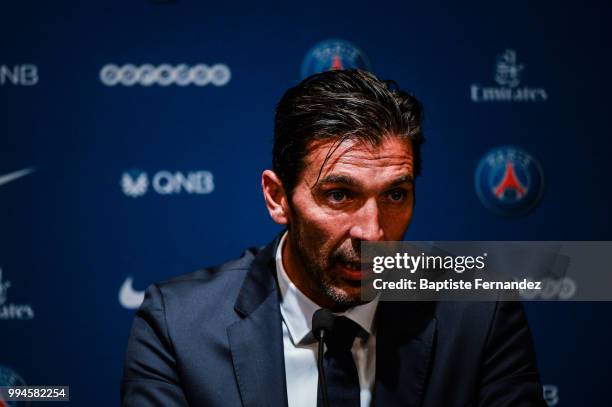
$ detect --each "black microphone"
[312,308,334,407]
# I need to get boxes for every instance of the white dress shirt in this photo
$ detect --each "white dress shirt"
[275,232,379,407]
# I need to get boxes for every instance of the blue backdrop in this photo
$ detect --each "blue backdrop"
[1,0,611,405]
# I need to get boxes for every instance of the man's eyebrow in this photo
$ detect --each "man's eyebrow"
[389,175,414,187]
[314,174,414,188]
[316,174,359,187]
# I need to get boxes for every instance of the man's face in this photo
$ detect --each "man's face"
[284,136,415,310]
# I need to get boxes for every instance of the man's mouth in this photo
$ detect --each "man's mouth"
[341,260,360,270]
[335,260,372,281]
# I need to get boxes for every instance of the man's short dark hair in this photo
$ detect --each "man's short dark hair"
[273,69,425,196]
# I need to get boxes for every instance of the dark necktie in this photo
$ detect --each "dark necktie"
[317,316,364,407]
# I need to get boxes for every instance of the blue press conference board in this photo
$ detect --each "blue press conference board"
[1,1,611,405]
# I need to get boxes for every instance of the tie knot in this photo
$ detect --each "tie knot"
[324,316,364,352]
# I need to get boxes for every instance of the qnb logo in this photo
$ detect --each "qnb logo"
[0,64,39,86]
[121,170,149,198]
[542,384,559,406]
[470,49,547,102]
[121,169,215,198]
[520,277,576,300]
[0,268,35,320]
[100,64,231,87]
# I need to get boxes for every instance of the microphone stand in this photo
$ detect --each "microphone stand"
[317,329,330,407]
[313,308,333,407]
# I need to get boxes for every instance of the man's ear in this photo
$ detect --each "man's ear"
[261,170,291,225]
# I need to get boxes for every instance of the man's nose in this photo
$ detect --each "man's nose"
[349,199,384,241]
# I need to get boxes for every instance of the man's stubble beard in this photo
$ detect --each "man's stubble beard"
[288,216,362,310]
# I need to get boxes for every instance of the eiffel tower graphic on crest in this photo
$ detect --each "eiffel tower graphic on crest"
[493,162,527,200]
[330,55,344,70]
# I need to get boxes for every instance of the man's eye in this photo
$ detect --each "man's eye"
[387,189,408,202]
[327,190,349,203]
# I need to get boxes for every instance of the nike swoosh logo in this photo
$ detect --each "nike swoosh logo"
[119,276,145,309]
[0,168,36,187]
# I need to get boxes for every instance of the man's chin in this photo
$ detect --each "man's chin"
[323,284,370,309]
[320,265,377,307]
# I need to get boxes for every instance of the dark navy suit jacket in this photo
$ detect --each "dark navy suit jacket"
[121,235,546,406]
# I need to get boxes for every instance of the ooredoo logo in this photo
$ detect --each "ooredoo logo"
[100,64,231,87]
[519,277,576,300]
[475,146,545,216]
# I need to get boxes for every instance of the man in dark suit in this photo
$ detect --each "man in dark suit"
[121,69,546,406]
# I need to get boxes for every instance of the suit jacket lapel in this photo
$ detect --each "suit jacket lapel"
[374,301,437,407]
[227,235,288,407]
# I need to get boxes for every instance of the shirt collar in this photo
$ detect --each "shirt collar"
[275,231,379,346]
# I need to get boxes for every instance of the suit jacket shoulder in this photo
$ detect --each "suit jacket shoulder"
[155,246,259,331]
[121,244,273,407]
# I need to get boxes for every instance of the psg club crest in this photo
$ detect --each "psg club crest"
[301,39,372,78]
[0,365,29,407]
[475,146,545,216]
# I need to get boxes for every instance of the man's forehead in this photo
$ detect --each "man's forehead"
[304,137,414,180]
